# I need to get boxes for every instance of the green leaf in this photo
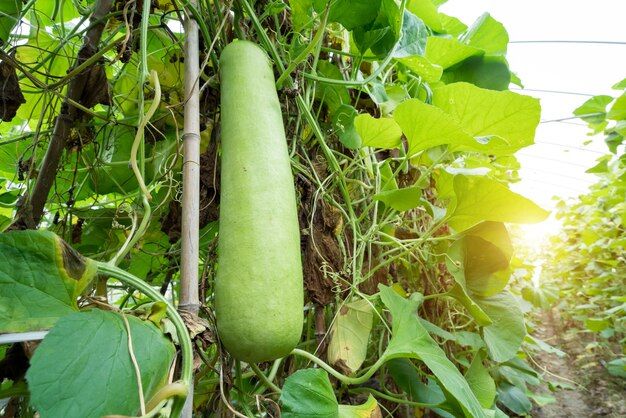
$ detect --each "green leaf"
[496,383,532,415]
[432,82,541,153]
[327,299,374,374]
[607,93,626,120]
[34,0,79,24]
[393,99,476,156]
[0,0,21,43]
[606,357,626,379]
[393,10,428,58]
[476,292,525,362]
[333,105,361,149]
[612,78,626,90]
[0,231,97,332]
[447,283,493,326]
[379,285,486,418]
[315,61,351,114]
[396,55,443,82]
[26,310,175,418]
[291,0,315,31]
[463,14,509,56]
[354,113,402,149]
[374,186,422,212]
[387,359,446,404]
[406,0,445,32]
[442,56,511,91]
[446,175,549,232]
[338,395,381,417]
[16,31,74,122]
[573,95,613,124]
[280,369,338,418]
[465,354,496,408]
[321,0,381,30]
[586,155,611,174]
[584,317,611,332]
[425,37,482,69]
[447,222,513,298]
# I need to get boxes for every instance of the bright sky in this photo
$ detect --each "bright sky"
[441,0,626,211]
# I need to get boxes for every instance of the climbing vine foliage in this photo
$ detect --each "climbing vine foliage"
[0,0,565,417]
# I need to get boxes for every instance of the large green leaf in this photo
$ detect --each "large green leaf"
[445,175,549,232]
[0,231,97,332]
[393,98,523,156]
[432,82,541,153]
[476,292,526,362]
[327,299,374,374]
[379,285,486,418]
[27,310,176,418]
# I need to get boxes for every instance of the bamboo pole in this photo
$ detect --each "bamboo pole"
[180,0,202,415]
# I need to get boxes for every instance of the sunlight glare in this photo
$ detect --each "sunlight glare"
[518,215,562,250]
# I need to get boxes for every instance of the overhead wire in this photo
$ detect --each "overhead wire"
[510,40,626,45]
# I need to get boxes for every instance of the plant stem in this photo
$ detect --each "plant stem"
[250,363,281,394]
[291,348,386,385]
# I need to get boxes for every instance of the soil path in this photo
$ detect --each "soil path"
[531,311,626,418]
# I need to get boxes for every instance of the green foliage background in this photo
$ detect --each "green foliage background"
[0,0,622,417]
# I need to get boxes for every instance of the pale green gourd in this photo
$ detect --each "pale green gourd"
[215,41,304,363]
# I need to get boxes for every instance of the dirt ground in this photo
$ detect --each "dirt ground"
[530,311,626,418]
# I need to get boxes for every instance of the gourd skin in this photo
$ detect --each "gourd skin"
[216,41,304,363]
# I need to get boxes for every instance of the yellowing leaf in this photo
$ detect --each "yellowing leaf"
[339,395,381,418]
[327,299,374,374]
